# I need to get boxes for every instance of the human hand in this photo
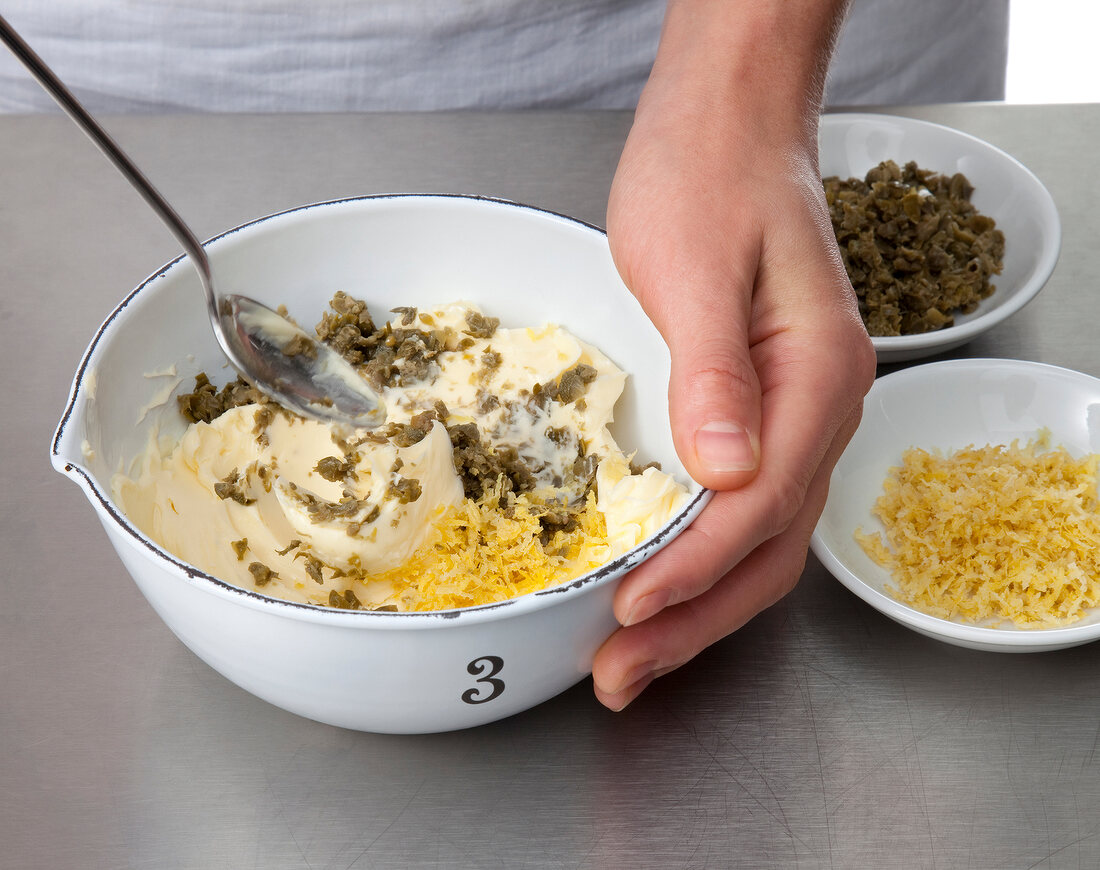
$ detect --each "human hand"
[592,0,875,710]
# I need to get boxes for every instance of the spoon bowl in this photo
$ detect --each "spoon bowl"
[216,294,386,428]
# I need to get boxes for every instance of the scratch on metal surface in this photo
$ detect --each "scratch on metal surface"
[801,663,837,870]
[661,701,809,851]
[341,777,428,869]
[1023,831,1097,870]
[900,680,938,867]
[826,754,906,804]
[1085,721,1100,767]
[257,747,318,870]
[803,661,858,691]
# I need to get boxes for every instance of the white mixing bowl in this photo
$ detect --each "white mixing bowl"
[51,194,710,733]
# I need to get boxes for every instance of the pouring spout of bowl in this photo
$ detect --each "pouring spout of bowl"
[51,355,114,531]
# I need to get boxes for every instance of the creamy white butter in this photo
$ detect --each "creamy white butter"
[113,301,690,609]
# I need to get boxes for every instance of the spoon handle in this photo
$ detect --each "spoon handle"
[0,13,215,309]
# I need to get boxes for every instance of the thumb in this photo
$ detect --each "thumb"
[605,138,763,492]
[650,274,762,492]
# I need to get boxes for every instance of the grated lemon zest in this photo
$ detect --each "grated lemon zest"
[856,434,1100,627]
[358,488,608,612]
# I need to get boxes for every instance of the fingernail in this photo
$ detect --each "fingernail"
[695,421,757,472]
[623,589,672,626]
[606,672,657,712]
[604,660,659,704]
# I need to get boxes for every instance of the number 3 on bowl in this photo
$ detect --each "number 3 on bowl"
[461,656,505,704]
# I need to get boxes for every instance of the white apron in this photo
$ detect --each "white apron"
[0,0,1008,112]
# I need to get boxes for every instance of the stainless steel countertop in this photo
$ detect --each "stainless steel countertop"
[3,104,1099,869]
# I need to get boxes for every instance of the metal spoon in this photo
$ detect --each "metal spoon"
[0,14,386,429]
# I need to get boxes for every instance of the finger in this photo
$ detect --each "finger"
[593,506,814,711]
[612,335,868,627]
[614,223,765,492]
[593,404,862,710]
[665,290,762,491]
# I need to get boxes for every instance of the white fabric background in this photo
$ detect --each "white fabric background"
[0,0,1008,113]
[827,0,1009,106]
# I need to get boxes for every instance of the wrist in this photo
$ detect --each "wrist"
[643,0,849,154]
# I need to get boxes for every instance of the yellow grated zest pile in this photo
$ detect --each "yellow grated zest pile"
[855,434,1100,627]
[364,487,609,612]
